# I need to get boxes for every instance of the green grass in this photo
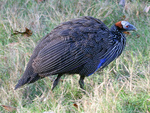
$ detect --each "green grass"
[0,0,150,112]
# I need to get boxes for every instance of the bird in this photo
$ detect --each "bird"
[15,16,136,90]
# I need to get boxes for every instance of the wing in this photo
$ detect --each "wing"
[32,40,88,75]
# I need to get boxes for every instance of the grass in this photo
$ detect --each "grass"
[0,0,150,112]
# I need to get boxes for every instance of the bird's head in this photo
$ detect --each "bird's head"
[115,21,136,32]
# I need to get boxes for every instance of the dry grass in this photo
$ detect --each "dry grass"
[0,0,150,112]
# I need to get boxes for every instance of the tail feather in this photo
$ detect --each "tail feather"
[15,73,42,90]
[15,77,31,90]
[15,50,43,90]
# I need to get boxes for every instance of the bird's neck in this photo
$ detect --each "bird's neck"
[110,25,123,33]
[110,25,126,37]
[110,25,126,44]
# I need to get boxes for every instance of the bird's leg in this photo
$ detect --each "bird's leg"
[79,75,85,90]
[52,74,62,90]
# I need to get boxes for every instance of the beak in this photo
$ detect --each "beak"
[129,24,137,31]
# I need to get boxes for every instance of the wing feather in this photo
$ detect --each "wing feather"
[32,41,87,75]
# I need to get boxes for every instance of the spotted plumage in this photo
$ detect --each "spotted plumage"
[15,16,136,90]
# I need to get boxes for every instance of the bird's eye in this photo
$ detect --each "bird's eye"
[126,25,129,28]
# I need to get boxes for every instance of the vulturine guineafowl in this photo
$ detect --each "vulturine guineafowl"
[15,16,136,90]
